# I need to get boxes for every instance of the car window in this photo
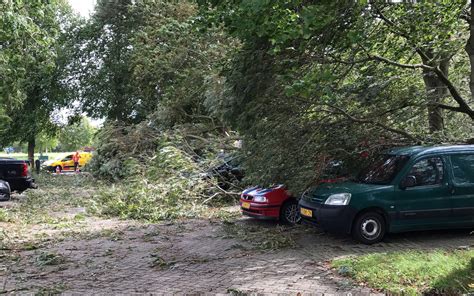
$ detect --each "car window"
[450,154,474,185]
[357,155,410,185]
[63,155,73,161]
[407,157,444,187]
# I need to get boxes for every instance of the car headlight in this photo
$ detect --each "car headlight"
[324,193,351,206]
[253,195,267,202]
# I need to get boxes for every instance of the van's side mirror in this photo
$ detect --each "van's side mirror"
[400,175,417,190]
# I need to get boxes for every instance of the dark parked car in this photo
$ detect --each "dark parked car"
[299,145,474,244]
[0,158,37,196]
[205,155,244,189]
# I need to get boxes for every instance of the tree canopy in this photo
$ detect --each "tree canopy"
[0,0,79,165]
[195,0,474,190]
[3,0,474,191]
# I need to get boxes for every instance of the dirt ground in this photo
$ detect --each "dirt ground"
[1,199,473,295]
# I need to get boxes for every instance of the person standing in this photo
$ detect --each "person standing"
[73,151,81,173]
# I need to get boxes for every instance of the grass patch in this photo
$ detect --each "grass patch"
[35,283,67,295]
[332,249,474,295]
[0,208,12,222]
[2,173,98,223]
[149,247,177,269]
[0,152,69,161]
[36,251,66,266]
[221,221,297,250]
[0,173,100,245]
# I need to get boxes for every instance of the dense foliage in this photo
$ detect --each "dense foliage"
[4,0,474,193]
[198,0,474,191]
[72,0,242,203]
[1,0,60,127]
[72,0,235,125]
[86,121,241,219]
[56,117,96,151]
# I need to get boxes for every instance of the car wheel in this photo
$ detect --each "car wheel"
[1,192,10,201]
[55,165,62,173]
[0,182,10,201]
[0,191,10,201]
[280,200,301,225]
[352,212,385,244]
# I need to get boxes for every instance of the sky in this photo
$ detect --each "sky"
[68,0,96,18]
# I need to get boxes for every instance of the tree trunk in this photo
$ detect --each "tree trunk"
[421,53,449,133]
[466,4,474,103]
[28,138,35,169]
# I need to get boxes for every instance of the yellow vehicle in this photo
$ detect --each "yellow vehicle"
[43,152,92,172]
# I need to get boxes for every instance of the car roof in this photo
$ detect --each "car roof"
[387,145,474,157]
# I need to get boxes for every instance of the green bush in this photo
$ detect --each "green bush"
[87,123,239,221]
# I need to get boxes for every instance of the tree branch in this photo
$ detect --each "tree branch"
[432,66,474,119]
[323,104,419,142]
[434,103,465,113]
[369,54,433,70]
[370,1,474,119]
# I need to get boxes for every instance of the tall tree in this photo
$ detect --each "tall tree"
[0,0,78,167]
[58,117,96,151]
[0,1,57,129]
[74,0,234,126]
[73,0,145,123]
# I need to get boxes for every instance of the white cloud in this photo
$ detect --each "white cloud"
[68,0,96,17]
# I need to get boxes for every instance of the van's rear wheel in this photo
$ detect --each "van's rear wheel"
[352,212,385,244]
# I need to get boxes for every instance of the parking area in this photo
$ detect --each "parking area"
[2,214,472,295]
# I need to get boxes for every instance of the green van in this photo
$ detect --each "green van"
[299,145,474,244]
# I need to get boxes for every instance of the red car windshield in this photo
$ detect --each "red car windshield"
[357,154,410,185]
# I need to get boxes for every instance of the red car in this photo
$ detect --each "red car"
[240,185,300,224]
[240,160,349,224]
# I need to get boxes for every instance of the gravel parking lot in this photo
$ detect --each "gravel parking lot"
[2,211,472,295]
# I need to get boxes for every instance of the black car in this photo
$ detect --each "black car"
[205,155,244,189]
[0,158,37,193]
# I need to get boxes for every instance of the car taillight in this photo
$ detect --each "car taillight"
[21,163,28,177]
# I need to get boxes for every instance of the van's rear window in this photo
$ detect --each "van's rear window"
[357,155,410,185]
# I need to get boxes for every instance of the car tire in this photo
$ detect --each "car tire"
[280,199,301,225]
[0,193,10,201]
[0,192,10,201]
[55,165,62,173]
[352,211,385,244]
[0,181,11,202]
